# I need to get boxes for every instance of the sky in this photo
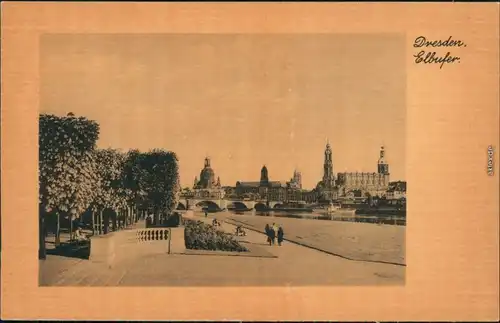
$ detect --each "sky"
[40,33,406,189]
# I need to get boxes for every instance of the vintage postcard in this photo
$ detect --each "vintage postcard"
[1,2,499,321]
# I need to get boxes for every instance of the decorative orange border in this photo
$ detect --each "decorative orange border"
[1,2,499,321]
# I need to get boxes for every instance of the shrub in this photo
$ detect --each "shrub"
[184,220,247,252]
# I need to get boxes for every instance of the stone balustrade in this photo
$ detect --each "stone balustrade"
[89,227,172,268]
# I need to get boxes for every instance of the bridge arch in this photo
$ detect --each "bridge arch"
[177,202,187,210]
[254,202,268,211]
[195,200,221,211]
[273,203,284,209]
[227,201,249,210]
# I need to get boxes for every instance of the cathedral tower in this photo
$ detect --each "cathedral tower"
[377,146,390,175]
[322,140,335,187]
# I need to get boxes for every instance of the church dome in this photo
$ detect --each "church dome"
[196,157,217,189]
[200,167,215,180]
[260,165,269,184]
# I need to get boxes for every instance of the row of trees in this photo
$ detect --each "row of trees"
[39,113,181,259]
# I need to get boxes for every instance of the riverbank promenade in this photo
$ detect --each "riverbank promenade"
[39,213,405,286]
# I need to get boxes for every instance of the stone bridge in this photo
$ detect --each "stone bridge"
[177,198,284,211]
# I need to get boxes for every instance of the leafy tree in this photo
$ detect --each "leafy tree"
[93,148,130,233]
[38,113,100,257]
[39,113,100,211]
[122,149,149,221]
[137,150,180,225]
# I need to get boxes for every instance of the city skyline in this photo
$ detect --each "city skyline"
[40,34,406,188]
[189,142,400,190]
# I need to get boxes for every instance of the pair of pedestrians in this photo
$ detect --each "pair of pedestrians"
[265,223,284,246]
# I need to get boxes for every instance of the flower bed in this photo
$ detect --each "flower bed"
[184,220,248,252]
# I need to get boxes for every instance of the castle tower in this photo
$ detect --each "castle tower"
[377,146,390,175]
[322,140,335,187]
[260,165,269,186]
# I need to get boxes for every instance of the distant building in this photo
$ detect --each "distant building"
[336,146,390,197]
[315,141,339,201]
[235,165,287,201]
[222,186,236,198]
[189,143,400,205]
[386,181,406,200]
[302,190,319,203]
[313,143,391,201]
[287,170,302,189]
[192,157,224,199]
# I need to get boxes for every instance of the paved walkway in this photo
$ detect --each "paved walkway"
[40,214,404,286]
[212,211,406,265]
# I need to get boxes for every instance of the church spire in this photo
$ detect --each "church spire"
[323,141,334,187]
[378,145,386,161]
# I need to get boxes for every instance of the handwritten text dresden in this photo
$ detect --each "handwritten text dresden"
[413,36,466,69]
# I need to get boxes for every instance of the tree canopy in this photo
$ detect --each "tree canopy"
[93,148,129,211]
[135,149,180,222]
[39,113,100,213]
[39,113,181,221]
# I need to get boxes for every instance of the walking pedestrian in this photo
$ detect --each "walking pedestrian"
[270,223,276,245]
[265,224,271,245]
[277,225,284,246]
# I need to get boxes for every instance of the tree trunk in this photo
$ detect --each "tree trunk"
[97,210,100,234]
[38,207,46,260]
[99,209,103,235]
[55,212,61,247]
[103,210,109,234]
[112,210,118,231]
[70,215,73,241]
[124,207,127,226]
[154,208,159,226]
[91,210,95,236]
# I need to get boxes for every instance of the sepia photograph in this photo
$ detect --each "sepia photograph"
[2,2,499,321]
[38,34,407,286]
